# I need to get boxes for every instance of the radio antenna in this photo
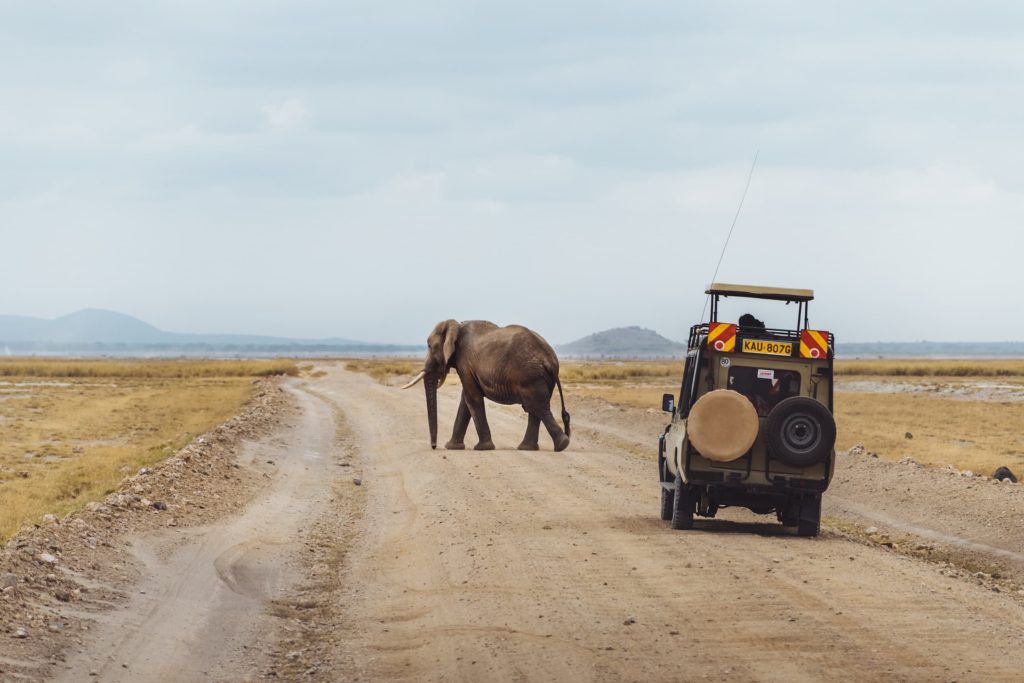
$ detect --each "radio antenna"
[700,149,759,322]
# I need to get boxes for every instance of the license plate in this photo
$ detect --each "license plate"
[741,339,793,356]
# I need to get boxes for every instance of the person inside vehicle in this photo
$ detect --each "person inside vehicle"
[738,313,766,330]
[731,369,801,417]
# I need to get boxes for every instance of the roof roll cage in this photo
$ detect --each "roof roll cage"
[705,282,814,334]
[705,283,814,302]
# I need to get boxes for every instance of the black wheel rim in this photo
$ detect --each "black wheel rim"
[781,412,821,454]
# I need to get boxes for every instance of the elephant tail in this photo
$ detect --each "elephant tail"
[556,377,570,438]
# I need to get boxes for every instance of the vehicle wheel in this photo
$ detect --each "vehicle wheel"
[766,397,836,467]
[796,495,822,537]
[660,484,675,521]
[670,476,695,530]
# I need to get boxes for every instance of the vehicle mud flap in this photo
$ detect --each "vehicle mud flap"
[777,499,799,527]
[670,476,695,530]
[796,494,822,537]
[657,434,667,481]
[700,486,724,518]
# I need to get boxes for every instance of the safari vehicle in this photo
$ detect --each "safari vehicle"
[658,283,836,537]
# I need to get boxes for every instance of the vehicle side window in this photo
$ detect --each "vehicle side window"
[678,354,693,410]
[679,347,705,417]
[727,367,801,417]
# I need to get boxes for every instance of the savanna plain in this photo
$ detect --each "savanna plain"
[3,357,1024,681]
[0,358,297,539]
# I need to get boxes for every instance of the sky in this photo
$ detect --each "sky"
[2,1,1023,344]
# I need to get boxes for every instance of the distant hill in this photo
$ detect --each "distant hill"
[0,310,170,345]
[559,326,686,358]
[0,309,420,355]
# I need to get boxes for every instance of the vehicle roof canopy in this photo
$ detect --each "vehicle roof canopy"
[706,282,814,302]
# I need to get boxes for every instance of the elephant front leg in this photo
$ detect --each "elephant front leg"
[445,393,471,450]
[517,414,541,451]
[465,395,495,450]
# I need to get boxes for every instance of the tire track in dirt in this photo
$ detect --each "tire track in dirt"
[313,366,1024,682]
[50,380,340,682]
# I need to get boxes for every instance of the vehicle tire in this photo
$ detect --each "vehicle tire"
[796,495,822,537]
[766,397,836,467]
[670,476,695,530]
[660,484,675,521]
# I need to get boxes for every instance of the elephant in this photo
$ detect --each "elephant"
[402,319,571,452]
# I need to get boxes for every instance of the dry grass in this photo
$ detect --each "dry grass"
[835,392,1024,474]
[836,359,1024,377]
[560,361,679,410]
[0,357,299,378]
[565,359,1024,382]
[346,359,683,385]
[345,359,422,382]
[571,385,669,410]
[0,358,294,539]
[559,361,681,383]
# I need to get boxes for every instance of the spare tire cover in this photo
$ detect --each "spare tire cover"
[765,396,836,467]
[687,389,759,462]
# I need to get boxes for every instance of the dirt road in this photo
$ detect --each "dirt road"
[52,383,340,681]
[47,366,1024,681]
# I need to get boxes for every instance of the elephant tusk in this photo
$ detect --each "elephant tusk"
[400,370,426,390]
[437,372,446,389]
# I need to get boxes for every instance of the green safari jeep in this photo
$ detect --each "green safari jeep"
[658,283,836,537]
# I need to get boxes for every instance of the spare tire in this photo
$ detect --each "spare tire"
[687,389,759,462]
[766,397,836,467]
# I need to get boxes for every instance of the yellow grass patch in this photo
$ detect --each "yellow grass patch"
[836,359,1024,377]
[0,358,296,539]
[835,392,1024,474]
[559,361,681,383]
[560,362,678,410]
[0,357,298,378]
[568,385,668,410]
[345,359,421,382]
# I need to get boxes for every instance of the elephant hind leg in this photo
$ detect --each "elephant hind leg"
[540,409,570,452]
[517,414,541,451]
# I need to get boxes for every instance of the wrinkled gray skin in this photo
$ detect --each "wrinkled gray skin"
[407,320,570,452]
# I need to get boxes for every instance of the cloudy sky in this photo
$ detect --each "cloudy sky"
[3,1,1023,344]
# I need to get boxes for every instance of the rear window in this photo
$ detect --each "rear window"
[728,367,801,417]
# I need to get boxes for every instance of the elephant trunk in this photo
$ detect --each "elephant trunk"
[425,374,438,449]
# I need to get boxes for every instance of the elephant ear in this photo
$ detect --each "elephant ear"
[442,319,459,368]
